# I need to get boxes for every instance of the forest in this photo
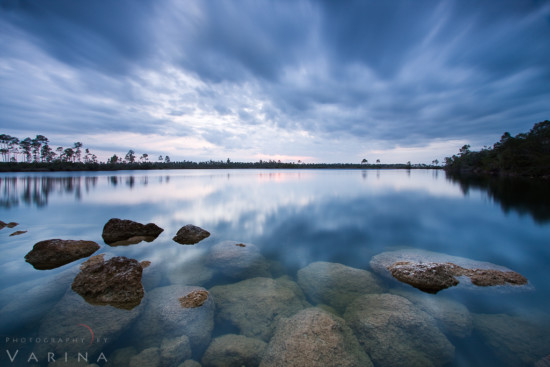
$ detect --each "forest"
[444,120,550,178]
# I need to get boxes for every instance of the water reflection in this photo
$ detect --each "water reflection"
[446,172,550,223]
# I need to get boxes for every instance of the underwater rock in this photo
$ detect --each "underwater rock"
[72,255,144,310]
[9,230,27,236]
[179,290,209,308]
[202,334,266,367]
[179,361,202,367]
[24,239,100,270]
[297,261,383,313]
[102,218,164,245]
[161,336,192,367]
[371,249,529,293]
[260,307,373,367]
[48,358,99,367]
[37,291,143,358]
[129,347,160,367]
[134,285,214,353]
[344,293,455,367]
[393,290,473,338]
[173,224,210,244]
[210,276,309,341]
[473,313,550,367]
[205,241,270,279]
[105,346,138,367]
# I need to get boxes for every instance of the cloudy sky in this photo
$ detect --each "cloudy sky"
[1,0,549,164]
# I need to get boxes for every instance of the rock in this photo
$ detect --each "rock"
[205,241,270,279]
[536,355,550,367]
[141,261,151,268]
[473,313,550,367]
[133,285,214,353]
[105,346,138,367]
[102,218,164,245]
[344,293,455,367]
[210,276,309,341]
[24,239,100,270]
[9,230,27,236]
[161,336,192,367]
[129,347,160,367]
[179,361,202,367]
[48,358,99,367]
[71,255,144,310]
[260,308,373,367]
[0,221,18,229]
[202,334,267,367]
[173,224,210,244]
[179,290,209,308]
[37,291,143,359]
[393,290,473,338]
[297,261,383,313]
[371,249,529,293]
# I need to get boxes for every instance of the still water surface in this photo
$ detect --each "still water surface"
[0,169,549,366]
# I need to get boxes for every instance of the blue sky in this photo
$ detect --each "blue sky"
[1,0,549,163]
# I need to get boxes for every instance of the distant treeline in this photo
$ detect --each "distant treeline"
[0,159,438,172]
[444,120,550,178]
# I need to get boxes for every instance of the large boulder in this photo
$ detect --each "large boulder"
[297,261,382,313]
[202,334,266,367]
[205,241,270,279]
[370,249,529,293]
[210,276,309,341]
[473,313,550,367]
[102,218,164,245]
[173,224,210,245]
[133,285,214,354]
[24,239,100,270]
[260,308,373,367]
[72,255,144,310]
[344,293,455,367]
[36,291,143,359]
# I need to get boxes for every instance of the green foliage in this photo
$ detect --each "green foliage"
[445,120,550,177]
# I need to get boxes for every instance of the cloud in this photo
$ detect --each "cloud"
[1,0,549,163]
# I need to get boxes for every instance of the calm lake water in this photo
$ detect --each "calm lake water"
[0,169,549,367]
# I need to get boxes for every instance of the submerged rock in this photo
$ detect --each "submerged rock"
[129,347,160,367]
[205,241,270,279]
[260,308,373,367]
[24,239,100,270]
[210,276,309,341]
[474,313,550,367]
[71,255,144,310]
[371,249,529,293]
[344,293,455,367]
[37,291,143,358]
[173,224,210,244]
[179,290,209,308]
[134,285,214,353]
[161,336,192,367]
[202,334,266,367]
[102,218,164,245]
[297,261,383,313]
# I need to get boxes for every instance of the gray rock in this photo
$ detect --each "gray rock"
[36,290,143,358]
[202,334,266,367]
[71,255,144,310]
[205,241,270,279]
[344,293,455,367]
[370,249,531,293]
[173,224,210,244]
[393,290,473,338]
[260,307,373,367]
[161,336,192,367]
[134,285,214,353]
[102,218,164,245]
[179,361,202,367]
[24,239,100,270]
[473,313,550,367]
[210,276,309,341]
[129,347,160,367]
[105,346,138,367]
[297,261,383,313]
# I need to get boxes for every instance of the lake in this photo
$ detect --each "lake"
[0,169,549,367]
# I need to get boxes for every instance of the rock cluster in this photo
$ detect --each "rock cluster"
[102,218,164,245]
[24,239,100,270]
[173,224,210,244]
[71,255,145,309]
[202,334,267,367]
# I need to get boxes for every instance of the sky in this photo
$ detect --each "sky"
[0,0,549,164]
